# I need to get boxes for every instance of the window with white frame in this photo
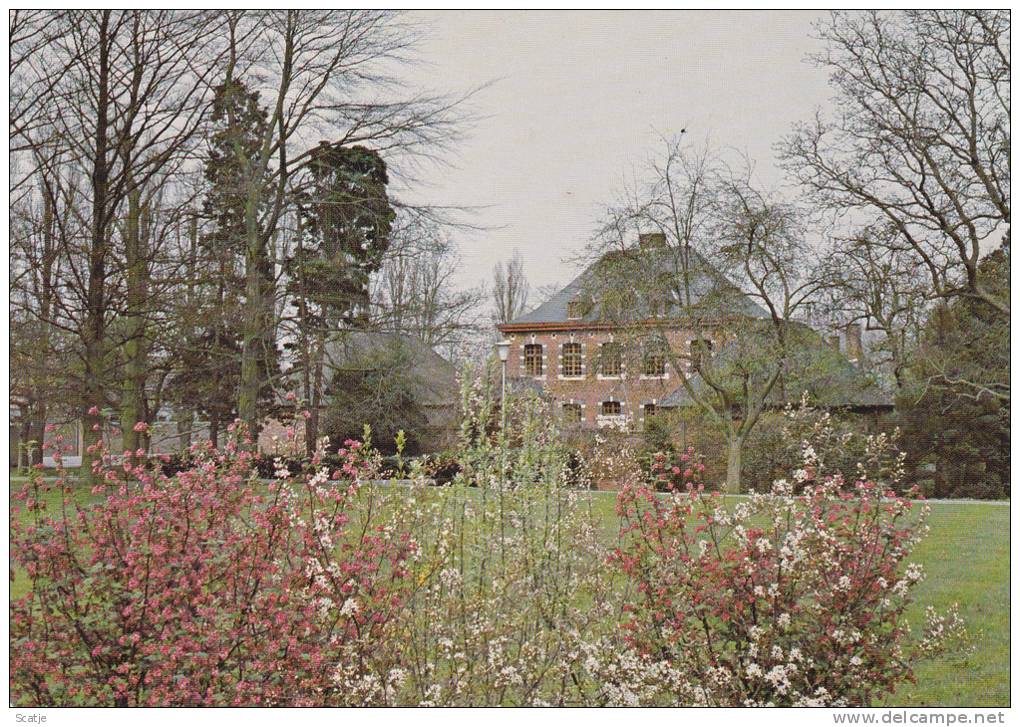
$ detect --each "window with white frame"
[523,343,543,376]
[600,400,622,416]
[599,341,622,377]
[561,342,583,377]
[642,338,668,377]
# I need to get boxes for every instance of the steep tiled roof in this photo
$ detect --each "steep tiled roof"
[506,245,769,327]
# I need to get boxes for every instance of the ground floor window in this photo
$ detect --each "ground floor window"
[600,400,622,416]
[562,402,583,423]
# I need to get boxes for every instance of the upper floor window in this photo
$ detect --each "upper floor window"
[562,402,582,423]
[599,342,622,377]
[690,338,714,370]
[642,339,668,377]
[647,294,669,318]
[561,342,583,377]
[601,400,622,416]
[523,343,543,376]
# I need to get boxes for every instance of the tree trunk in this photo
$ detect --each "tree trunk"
[177,410,194,451]
[120,186,149,453]
[238,195,267,445]
[209,412,220,449]
[80,11,112,483]
[724,436,743,494]
[306,329,325,457]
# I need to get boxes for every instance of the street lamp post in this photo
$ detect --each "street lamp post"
[494,339,512,576]
[495,340,510,433]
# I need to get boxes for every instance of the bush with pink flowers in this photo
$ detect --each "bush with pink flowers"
[611,455,965,706]
[647,446,708,492]
[10,429,415,706]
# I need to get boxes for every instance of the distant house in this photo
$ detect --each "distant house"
[496,233,890,429]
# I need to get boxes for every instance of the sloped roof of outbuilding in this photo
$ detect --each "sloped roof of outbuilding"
[322,331,458,407]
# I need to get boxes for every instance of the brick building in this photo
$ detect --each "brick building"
[496,234,889,428]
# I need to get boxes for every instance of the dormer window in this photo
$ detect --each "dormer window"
[566,300,585,320]
[690,338,714,370]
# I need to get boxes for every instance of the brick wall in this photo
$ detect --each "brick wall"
[504,326,715,427]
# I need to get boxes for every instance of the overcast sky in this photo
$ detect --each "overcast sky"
[400,10,834,297]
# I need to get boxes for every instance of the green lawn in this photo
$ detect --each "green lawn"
[9,481,1009,707]
[881,502,1010,707]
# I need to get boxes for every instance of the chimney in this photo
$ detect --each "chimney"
[638,232,666,250]
[844,322,863,362]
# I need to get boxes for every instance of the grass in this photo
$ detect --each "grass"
[10,479,1009,707]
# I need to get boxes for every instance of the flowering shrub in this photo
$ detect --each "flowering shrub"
[563,426,643,490]
[10,384,965,707]
[362,373,629,706]
[742,396,906,494]
[10,428,415,707]
[611,446,964,706]
[647,446,708,492]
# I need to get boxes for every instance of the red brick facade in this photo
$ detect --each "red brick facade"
[500,324,715,428]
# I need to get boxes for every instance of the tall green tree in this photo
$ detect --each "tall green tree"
[289,143,395,453]
[170,80,278,445]
[214,10,469,438]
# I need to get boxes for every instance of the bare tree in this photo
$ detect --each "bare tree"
[492,249,530,326]
[586,140,828,492]
[375,218,486,358]
[12,10,227,476]
[781,10,1010,318]
[815,224,931,392]
[9,171,77,465]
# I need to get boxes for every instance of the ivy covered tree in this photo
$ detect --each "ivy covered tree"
[288,143,395,453]
[898,244,1010,498]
